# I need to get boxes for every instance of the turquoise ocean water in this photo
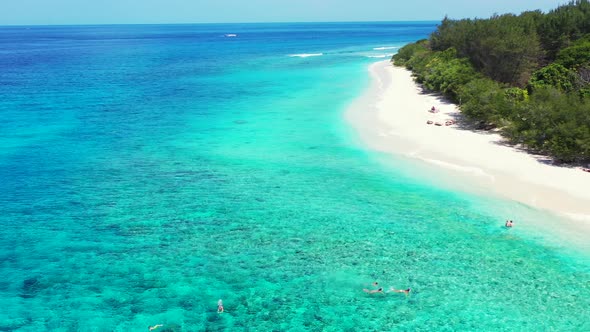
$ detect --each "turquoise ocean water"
[1,23,588,331]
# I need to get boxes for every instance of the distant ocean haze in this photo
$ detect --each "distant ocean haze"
[0,22,588,331]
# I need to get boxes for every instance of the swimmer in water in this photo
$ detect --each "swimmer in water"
[388,287,411,296]
[363,287,384,294]
[505,220,513,228]
[148,325,163,331]
[217,299,224,313]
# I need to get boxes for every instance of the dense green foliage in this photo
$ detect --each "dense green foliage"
[430,13,542,86]
[556,36,590,69]
[538,0,590,59]
[528,63,578,92]
[393,0,590,163]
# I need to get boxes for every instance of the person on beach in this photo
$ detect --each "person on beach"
[217,299,224,313]
[388,287,411,296]
[505,220,513,228]
[148,325,163,331]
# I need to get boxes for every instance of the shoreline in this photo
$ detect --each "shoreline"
[346,60,590,239]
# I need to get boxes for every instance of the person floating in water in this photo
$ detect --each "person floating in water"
[363,281,383,294]
[363,287,384,294]
[505,220,513,228]
[388,287,411,296]
[217,299,224,313]
[148,325,163,331]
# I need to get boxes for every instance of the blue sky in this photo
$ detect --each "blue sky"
[1,0,569,25]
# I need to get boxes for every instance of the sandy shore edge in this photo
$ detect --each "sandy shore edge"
[346,60,590,235]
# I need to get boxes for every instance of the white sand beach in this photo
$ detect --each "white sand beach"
[347,60,590,238]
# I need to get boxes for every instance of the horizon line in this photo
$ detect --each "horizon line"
[0,20,442,28]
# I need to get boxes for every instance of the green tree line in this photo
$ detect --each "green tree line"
[393,0,590,163]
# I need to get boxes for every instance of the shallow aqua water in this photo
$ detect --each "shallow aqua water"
[1,23,588,331]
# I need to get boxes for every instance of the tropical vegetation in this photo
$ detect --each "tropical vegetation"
[393,0,590,163]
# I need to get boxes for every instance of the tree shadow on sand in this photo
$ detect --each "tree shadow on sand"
[416,87,583,170]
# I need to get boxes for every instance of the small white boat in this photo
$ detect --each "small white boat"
[224,34,237,37]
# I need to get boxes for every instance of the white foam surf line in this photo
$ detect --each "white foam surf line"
[373,46,399,50]
[366,54,394,58]
[416,156,496,181]
[288,53,323,58]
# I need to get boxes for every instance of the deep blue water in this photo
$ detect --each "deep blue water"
[1,22,589,331]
